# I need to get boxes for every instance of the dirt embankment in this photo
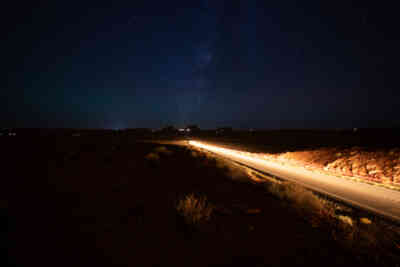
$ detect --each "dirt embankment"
[262,147,400,189]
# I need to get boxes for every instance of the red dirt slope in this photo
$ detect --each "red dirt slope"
[262,147,400,189]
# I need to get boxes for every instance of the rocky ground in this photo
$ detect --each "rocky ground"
[260,147,400,190]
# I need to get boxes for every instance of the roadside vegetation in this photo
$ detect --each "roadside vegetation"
[145,146,173,163]
[188,144,400,266]
[5,136,400,267]
[262,177,400,263]
[176,193,214,226]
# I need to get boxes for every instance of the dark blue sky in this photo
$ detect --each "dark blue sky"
[3,1,400,129]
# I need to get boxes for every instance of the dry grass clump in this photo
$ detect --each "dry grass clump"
[176,193,214,225]
[265,182,323,214]
[190,147,251,181]
[145,146,173,162]
[145,152,160,161]
[265,182,286,199]
[286,184,323,212]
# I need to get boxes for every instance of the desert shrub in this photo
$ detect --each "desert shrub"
[338,215,354,227]
[176,193,214,225]
[145,152,159,161]
[215,160,227,169]
[286,184,323,212]
[265,181,323,213]
[190,151,199,158]
[265,182,287,200]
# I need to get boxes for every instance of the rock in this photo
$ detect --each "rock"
[394,175,400,184]
[381,176,393,183]
[352,161,361,168]
[343,167,352,176]
[368,170,382,175]
[360,217,372,225]
[359,168,368,176]
[366,163,376,170]
[335,158,345,164]
[352,166,359,174]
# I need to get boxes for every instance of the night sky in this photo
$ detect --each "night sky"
[3,1,400,129]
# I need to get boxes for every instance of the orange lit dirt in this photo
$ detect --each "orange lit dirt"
[261,147,400,190]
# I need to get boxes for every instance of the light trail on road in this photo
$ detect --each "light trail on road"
[189,140,400,222]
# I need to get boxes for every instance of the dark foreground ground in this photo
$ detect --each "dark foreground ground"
[2,136,397,266]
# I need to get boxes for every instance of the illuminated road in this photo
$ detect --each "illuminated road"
[189,141,400,222]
